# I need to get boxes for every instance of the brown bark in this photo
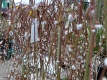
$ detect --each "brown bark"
[0,0,2,13]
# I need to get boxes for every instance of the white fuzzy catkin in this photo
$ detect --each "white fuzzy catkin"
[72,65,76,70]
[15,22,21,28]
[0,41,3,45]
[102,77,107,80]
[91,9,95,17]
[68,14,74,22]
[99,42,102,46]
[65,21,69,29]
[41,21,47,30]
[71,4,78,10]
[7,20,11,26]
[91,29,96,33]
[74,6,78,10]
[104,58,107,66]
[71,4,74,9]
[66,44,72,52]
[42,21,47,25]
[64,31,68,35]
[95,24,102,29]
[68,46,72,52]
[76,24,82,30]
[9,31,13,36]
[24,32,30,39]
[54,20,58,25]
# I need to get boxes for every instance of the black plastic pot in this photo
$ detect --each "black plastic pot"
[97,66,107,80]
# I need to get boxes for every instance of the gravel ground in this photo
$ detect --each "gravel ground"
[0,61,10,80]
[0,60,70,80]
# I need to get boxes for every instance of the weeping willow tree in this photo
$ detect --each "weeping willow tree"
[0,0,107,80]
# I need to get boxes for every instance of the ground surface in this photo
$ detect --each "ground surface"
[0,60,70,80]
[0,61,10,80]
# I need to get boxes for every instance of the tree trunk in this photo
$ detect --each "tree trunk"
[0,0,2,13]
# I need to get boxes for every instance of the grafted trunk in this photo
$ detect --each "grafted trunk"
[0,0,2,13]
